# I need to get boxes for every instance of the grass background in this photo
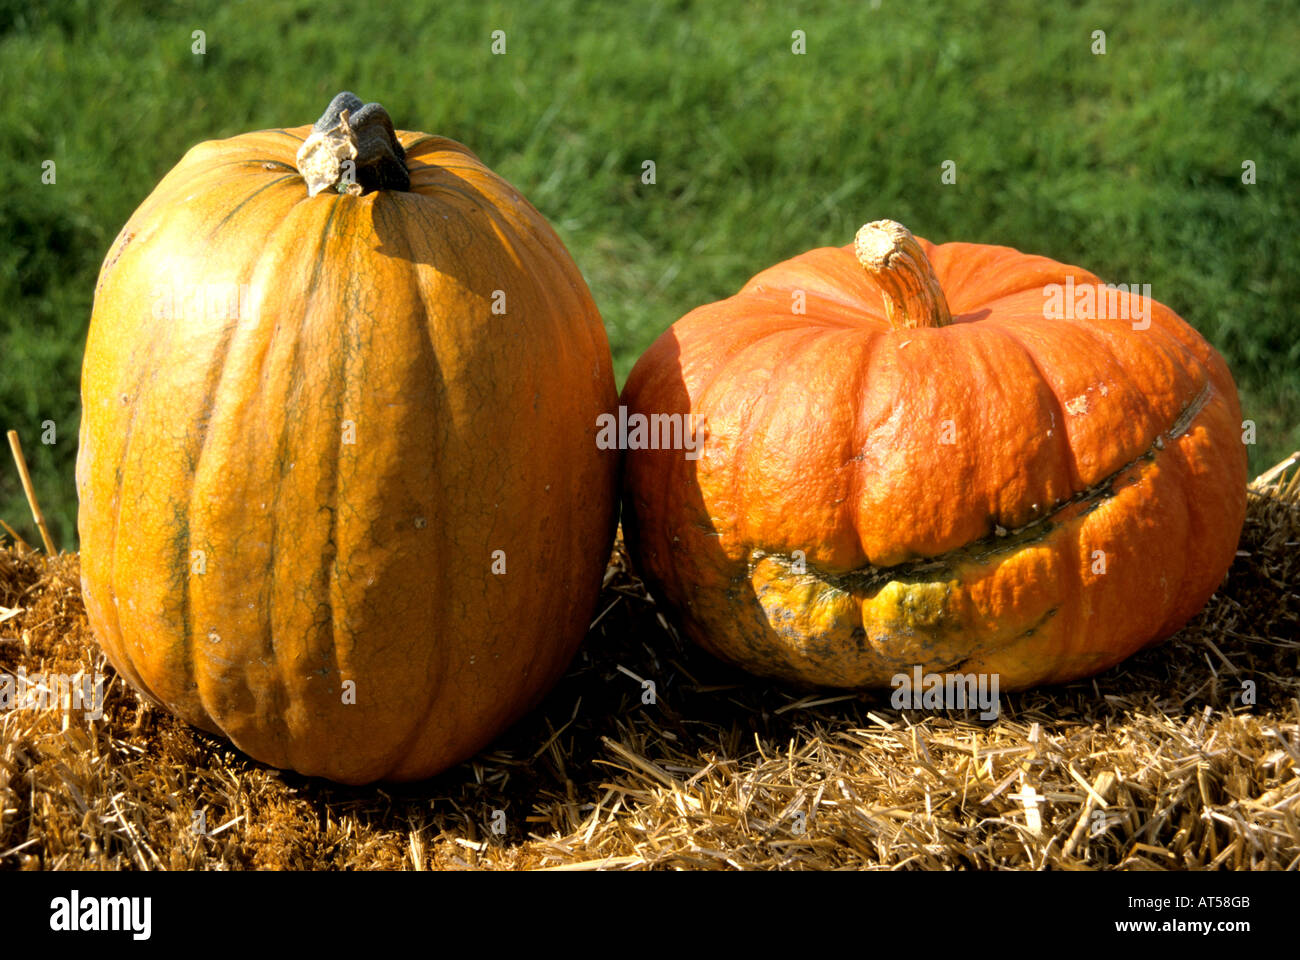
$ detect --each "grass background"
[2,0,1297,548]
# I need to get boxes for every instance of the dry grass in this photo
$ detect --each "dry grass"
[1,464,1296,871]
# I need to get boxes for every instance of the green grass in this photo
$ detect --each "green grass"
[3,0,1298,547]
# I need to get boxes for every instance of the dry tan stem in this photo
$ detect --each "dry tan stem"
[855,219,953,329]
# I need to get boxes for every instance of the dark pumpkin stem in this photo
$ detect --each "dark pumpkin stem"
[855,220,952,329]
[296,92,410,197]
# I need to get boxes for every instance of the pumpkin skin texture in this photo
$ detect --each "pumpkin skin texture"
[77,98,618,783]
[621,221,1247,692]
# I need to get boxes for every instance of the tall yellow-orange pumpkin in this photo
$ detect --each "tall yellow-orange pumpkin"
[621,220,1247,691]
[77,94,618,783]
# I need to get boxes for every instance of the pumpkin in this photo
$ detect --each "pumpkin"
[621,220,1247,691]
[77,93,618,783]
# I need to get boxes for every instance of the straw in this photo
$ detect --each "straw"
[0,458,1295,870]
[6,430,57,555]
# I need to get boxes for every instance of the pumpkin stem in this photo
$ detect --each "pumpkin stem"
[854,220,952,329]
[296,92,410,197]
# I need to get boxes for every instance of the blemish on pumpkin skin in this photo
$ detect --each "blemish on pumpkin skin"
[749,395,1188,595]
[96,229,136,295]
[725,381,1220,687]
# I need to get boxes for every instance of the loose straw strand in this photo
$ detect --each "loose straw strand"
[1251,450,1299,491]
[0,515,32,552]
[6,429,57,555]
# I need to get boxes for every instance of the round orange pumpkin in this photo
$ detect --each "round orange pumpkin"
[621,220,1247,691]
[77,93,618,783]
